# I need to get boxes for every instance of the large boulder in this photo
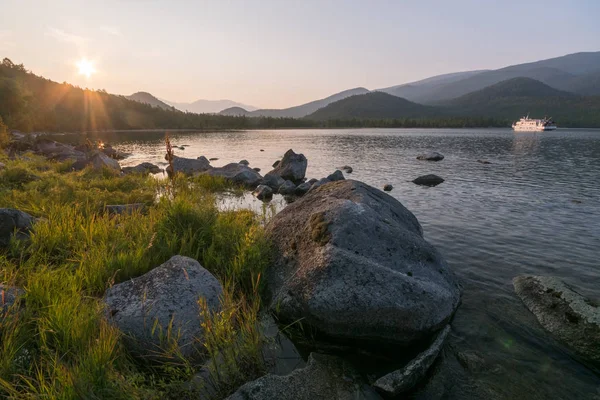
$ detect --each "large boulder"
[72,150,121,171]
[227,353,382,400]
[103,255,223,358]
[122,162,162,175]
[262,173,285,191]
[417,152,444,161]
[0,208,35,247]
[201,163,263,188]
[166,155,212,176]
[513,275,600,364]
[266,149,307,182]
[33,139,85,162]
[265,180,461,346]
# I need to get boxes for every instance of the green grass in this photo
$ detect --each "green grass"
[0,153,272,399]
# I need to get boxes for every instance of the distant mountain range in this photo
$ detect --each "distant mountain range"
[126,92,174,110]
[164,99,258,114]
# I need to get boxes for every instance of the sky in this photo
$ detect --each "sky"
[1,0,599,108]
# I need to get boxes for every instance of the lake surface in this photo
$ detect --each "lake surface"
[80,128,600,398]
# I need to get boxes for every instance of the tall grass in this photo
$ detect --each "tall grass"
[0,153,272,399]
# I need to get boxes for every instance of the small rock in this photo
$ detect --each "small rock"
[383,184,393,191]
[178,146,185,150]
[104,255,222,358]
[166,155,212,176]
[294,181,313,196]
[374,325,451,396]
[253,167,261,172]
[327,170,345,182]
[417,152,444,161]
[272,160,280,168]
[278,180,297,196]
[209,157,219,161]
[477,159,492,164]
[253,185,274,201]
[341,165,353,173]
[0,208,35,247]
[121,162,162,175]
[413,174,444,187]
[104,203,146,216]
[262,173,286,191]
[239,159,250,166]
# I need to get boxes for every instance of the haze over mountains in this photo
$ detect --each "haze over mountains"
[164,99,259,114]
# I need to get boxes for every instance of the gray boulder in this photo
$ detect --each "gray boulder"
[72,150,121,171]
[227,353,382,400]
[0,162,5,170]
[327,170,345,182]
[265,180,461,346]
[166,155,212,176]
[294,181,313,197]
[266,149,307,182]
[202,163,263,188]
[0,284,24,315]
[278,180,296,196]
[253,185,274,201]
[33,139,85,162]
[513,275,600,364]
[0,208,35,247]
[413,174,445,186]
[122,162,162,175]
[103,255,222,358]
[417,152,444,161]
[262,173,285,191]
[374,325,451,396]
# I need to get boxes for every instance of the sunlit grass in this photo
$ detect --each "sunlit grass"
[0,154,272,399]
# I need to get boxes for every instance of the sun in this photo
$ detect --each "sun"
[76,58,96,78]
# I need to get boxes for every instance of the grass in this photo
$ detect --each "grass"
[0,152,273,399]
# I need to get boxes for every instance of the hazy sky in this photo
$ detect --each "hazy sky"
[2,0,599,108]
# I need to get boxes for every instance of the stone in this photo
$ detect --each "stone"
[513,275,600,364]
[477,159,492,164]
[103,255,223,358]
[33,139,86,162]
[253,184,274,201]
[209,157,219,161]
[265,180,461,346]
[202,163,263,188]
[327,170,345,182]
[0,284,24,315]
[166,155,212,176]
[374,325,451,396]
[262,173,285,191]
[227,353,382,400]
[383,184,393,191]
[413,174,445,186]
[341,165,353,173]
[101,144,128,160]
[294,181,313,197]
[121,162,162,175]
[253,167,261,172]
[278,180,297,196]
[417,152,444,161]
[0,208,35,247]
[104,203,147,216]
[239,159,250,166]
[266,149,307,182]
[272,160,280,168]
[72,150,121,171]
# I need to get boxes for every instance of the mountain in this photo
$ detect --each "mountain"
[166,99,258,114]
[380,51,600,104]
[248,87,371,118]
[219,107,250,116]
[126,92,174,110]
[306,92,437,120]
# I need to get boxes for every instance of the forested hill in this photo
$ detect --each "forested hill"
[0,58,314,132]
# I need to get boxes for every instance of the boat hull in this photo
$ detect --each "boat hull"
[512,125,557,132]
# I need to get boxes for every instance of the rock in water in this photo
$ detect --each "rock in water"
[278,180,297,196]
[374,325,451,396]
[253,185,274,201]
[383,184,393,191]
[239,159,250,166]
[166,155,212,176]
[122,162,162,175]
[266,149,307,182]
[513,275,600,364]
[0,208,35,247]
[262,173,286,191]
[327,170,345,181]
[202,163,263,188]
[417,152,444,161]
[227,353,382,400]
[103,255,222,358]
[265,180,461,346]
[413,174,445,187]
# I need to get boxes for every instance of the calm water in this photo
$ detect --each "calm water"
[75,128,600,398]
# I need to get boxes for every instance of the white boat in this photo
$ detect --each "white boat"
[512,114,557,132]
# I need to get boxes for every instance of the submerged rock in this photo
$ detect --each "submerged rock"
[33,139,85,162]
[0,208,35,247]
[513,275,600,364]
[239,159,250,166]
[266,149,307,182]
[166,155,212,176]
[306,177,330,193]
[417,152,444,161]
[202,163,263,188]
[122,162,162,175]
[477,159,492,165]
[253,184,274,201]
[278,180,297,196]
[265,180,461,346]
[253,167,261,172]
[227,353,382,400]
[374,325,451,396]
[383,184,393,191]
[103,255,222,358]
[327,170,345,182]
[413,174,445,187]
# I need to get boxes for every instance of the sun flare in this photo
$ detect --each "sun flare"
[76,58,96,78]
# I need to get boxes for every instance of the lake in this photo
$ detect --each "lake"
[73,128,600,398]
